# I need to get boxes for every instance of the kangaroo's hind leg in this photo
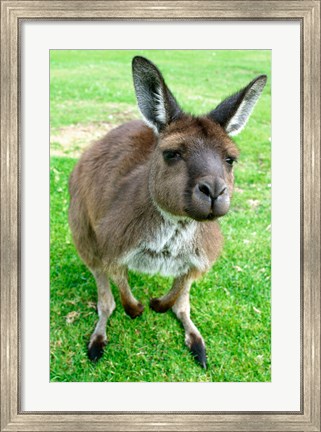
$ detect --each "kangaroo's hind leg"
[150,270,207,368]
[88,269,116,362]
[172,273,207,369]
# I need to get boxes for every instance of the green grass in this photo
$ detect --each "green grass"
[50,50,271,382]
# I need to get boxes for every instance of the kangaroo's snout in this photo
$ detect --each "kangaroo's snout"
[190,177,229,220]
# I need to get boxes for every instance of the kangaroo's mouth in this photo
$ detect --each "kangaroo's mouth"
[206,212,216,221]
[183,207,219,222]
[184,191,230,222]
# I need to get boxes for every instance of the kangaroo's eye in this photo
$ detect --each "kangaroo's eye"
[225,156,236,166]
[163,150,182,163]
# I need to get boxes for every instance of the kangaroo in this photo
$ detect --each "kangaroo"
[68,56,267,369]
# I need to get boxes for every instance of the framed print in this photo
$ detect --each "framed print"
[1,1,320,431]
[49,48,272,384]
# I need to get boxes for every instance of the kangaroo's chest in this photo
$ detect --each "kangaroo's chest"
[120,220,208,277]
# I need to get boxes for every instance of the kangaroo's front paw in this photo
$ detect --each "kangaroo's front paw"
[149,297,171,313]
[88,334,107,362]
[186,333,207,369]
[124,301,144,319]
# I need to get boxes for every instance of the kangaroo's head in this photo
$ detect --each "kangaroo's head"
[132,56,267,221]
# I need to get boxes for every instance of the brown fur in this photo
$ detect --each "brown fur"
[69,118,232,270]
[68,57,266,367]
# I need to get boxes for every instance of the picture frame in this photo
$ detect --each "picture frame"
[1,1,320,431]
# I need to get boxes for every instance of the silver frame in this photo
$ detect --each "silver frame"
[1,1,320,431]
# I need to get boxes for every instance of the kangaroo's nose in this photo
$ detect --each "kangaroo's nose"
[197,179,226,201]
[190,177,230,220]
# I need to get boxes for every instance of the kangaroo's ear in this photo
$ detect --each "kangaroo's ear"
[208,75,267,136]
[132,56,182,133]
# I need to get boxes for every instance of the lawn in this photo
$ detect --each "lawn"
[50,49,271,382]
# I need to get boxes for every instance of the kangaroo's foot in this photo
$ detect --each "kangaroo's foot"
[87,270,115,362]
[185,331,207,369]
[88,334,107,362]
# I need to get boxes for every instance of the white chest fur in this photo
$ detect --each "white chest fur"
[120,218,208,277]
